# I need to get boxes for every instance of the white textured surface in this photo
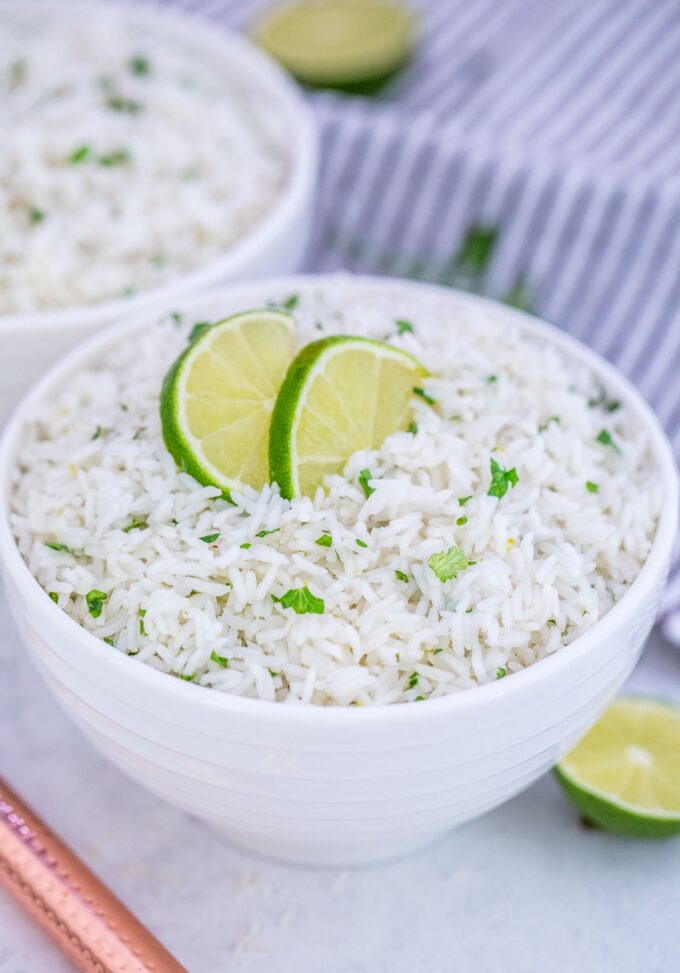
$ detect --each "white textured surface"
[1,587,679,972]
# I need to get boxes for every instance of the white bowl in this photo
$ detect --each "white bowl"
[0,277,677,867]
[0,0,318,423]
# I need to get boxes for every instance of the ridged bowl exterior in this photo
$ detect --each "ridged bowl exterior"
[1,278,677,866]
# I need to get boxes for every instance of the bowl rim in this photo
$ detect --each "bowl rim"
[0,273,677,724]
[0,0,319,335]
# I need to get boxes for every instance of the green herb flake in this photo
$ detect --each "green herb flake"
[487,457,519,499]
[414,695,425,701]
[412,386,435,406]
[138,607,146,636]
[268,668,278,678]
[547,618,557,627]
[189,321,211,342]
[427,546,472,583]
[103,637,114,646]
[395,570,409,583]
[240,542,251,549]
[129,55,150,76]
[99,148,131,167]
[272,584,325,615]
[48,591,59,604]
[356,539,368,548]
[200,532,220,544]
[606,400,622,413]
[44,542,77,556]
[395,319,414,335]
[503,276,534,313]
[458,495,472,507]
[122,519,147,533]
[210,650,229,668]
[179,673,195,682]
[455,225,497,274]
[496,667,506,679]
[407,421,418,435]
[596,429,621,454]
[456,516,468,526]
[539,415,561,432]
[281,293,299,311]
[486,374,497,384]
[106,95,143,114]
[68,144,91,164]
[255,528,279,538]
[359,468,375,498]
[315,534,332,548]
[407,671,419,689]
[586,481,599,494]
[85,589,108,618]
[28,207,45,224]
[92,425,102,440]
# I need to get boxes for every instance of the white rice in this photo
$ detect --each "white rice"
[10,279,662,705]
[0,5,289,312]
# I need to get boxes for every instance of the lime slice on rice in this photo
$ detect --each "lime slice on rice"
[161,309,295,494]
[555,696,680,838]
[269,335,428,498]
[253,0,413,93]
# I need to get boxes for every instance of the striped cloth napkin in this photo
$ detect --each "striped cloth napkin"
[169,0,680,639]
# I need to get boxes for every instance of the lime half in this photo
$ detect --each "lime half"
[555,696,680,838]
[269,335,427,498]
[254,0,413,92]
[161,309,295,494]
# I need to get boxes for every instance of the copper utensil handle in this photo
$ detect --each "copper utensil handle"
[0,776,188,973]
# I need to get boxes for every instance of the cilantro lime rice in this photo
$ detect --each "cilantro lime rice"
[9,278,661,705]
[0,4,289,312]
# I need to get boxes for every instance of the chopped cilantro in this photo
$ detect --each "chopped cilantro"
[189,321,211,342]
[412,386,435,406]
[129,55,150,76]
[255,528,279,538]
[28,207,45,224]
[169,311,182,326]
[85,589,107,618]
[395,570,409,583]
[179,673,195,682]
[99,148,131,167]
[281,293,299,311]
[596,429,621,454]
[315,534,332,547]
[487,457,518,499]
[427,546,472,583]
[606,400,621,413]
[45,542,77,556]
[92,426,102,440]
[458,495,472,506]
[138,607,146,636]
[407,421,418,435]
[122,519,147,533]
[539,415,560,431]
[268,668,278,678]
[210,650,229,668]
[359,468,375,498]
[68,144,91,164]
[272,584,324,615]
[106,95,143,114]
[200,532,220,543]
[407,672,419,689]
[103,637,114,646]
[486,374,497,384]
[586,481,599,494]
[395,319,413,335]
[547,618,556,627]
[496,667,506,679]
[455,225,497,274]
[414,695,425,701]
[240,542,251,549]
[456,516,468,526]
[48,591,58,603]
[356,539,368,548]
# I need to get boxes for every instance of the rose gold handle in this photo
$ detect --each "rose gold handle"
[0,777,188,973]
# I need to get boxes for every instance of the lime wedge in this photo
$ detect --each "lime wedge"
[161,309,295,494]
[555,696,680,838]
[254,0,413,92]
[269,335,428,498]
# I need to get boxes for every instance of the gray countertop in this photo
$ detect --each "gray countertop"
[1,590,679,973]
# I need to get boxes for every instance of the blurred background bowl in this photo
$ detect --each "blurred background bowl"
[0,0,318,424]
[0,276,676,867]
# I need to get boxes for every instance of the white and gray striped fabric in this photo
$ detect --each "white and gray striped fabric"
[145,0,680,639]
